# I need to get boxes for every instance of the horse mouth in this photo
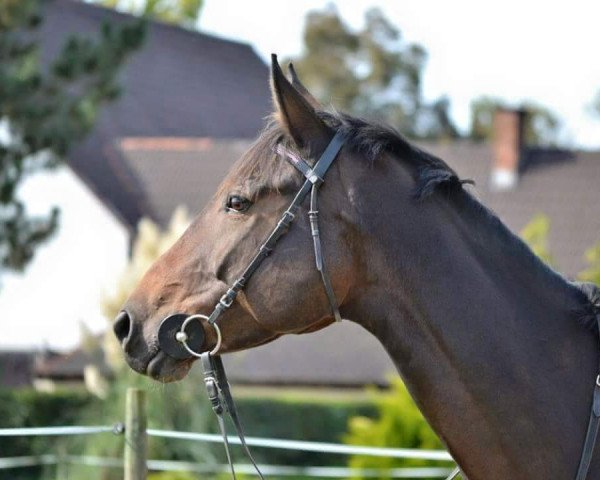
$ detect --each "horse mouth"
[146,351,192,383]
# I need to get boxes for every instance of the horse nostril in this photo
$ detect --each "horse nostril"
[113,310,132,344]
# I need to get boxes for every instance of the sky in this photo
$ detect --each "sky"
[202,0,600,148]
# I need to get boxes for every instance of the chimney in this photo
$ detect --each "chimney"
[490,107,526,191]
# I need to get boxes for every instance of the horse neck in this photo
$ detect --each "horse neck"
[341,152,597,478]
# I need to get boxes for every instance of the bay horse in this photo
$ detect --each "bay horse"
[114,55,600,479]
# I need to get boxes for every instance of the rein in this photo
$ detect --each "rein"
[156,130,600,480]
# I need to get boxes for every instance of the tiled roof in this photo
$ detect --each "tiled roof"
[40,0,271,229]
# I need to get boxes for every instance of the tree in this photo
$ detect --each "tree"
[91,0,203,28]
[469,96,561,146]
[0,0,144,272]
[288,6,459,140]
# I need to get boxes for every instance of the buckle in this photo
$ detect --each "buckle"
[596,375,600,388]
[219,293,234,308]
[204,377,219,400]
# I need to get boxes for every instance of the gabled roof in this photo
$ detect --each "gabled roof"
[39,0,271,228]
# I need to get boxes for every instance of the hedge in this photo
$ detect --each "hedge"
[0,387,376,479]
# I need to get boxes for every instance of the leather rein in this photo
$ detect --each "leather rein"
[157,131,600,480]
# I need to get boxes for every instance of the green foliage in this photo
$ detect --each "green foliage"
[469,96,561,145]
[519,214,554,266]
[148,473,198,480]
[57,368,216,480]
[0,386,375,479]
[92,0,203,28]
[0,0,145,272]
[288,6,459,140]
[343,377,447,479]
[579,242,600,286]
[233,392,376,467]
[0,388,94,480]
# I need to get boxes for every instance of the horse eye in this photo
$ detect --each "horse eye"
[226,195,251,213]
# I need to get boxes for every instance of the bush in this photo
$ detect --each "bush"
[0,388,94,480]
[0,383,377,479]
[344,377,452,479]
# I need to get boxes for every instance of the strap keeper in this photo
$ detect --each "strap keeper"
[277,211,295,229]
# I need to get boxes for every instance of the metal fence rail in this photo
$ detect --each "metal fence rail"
[0,388,459,479]
[148,428,454,461]
[0,454,455,478]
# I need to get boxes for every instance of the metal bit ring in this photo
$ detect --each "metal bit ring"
[178,314,222,357]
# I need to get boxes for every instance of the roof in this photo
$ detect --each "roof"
[117,137,600,278]
[118,137,251,225]
[223,321,395,387]
[34,344,110,380]
[0,351,36,387]
[39,0,271,229]
[420,141,600,277]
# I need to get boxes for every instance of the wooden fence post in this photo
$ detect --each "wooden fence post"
[124,388,147,480]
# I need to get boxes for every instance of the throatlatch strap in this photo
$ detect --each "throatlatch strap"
[575,314,600,480]
[309,184,341,322]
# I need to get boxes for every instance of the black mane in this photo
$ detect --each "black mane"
[317,111,472,199]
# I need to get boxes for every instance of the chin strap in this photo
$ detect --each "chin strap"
[201,352,264,480]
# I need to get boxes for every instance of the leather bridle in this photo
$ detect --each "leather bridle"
[157,131,347,479]
[156,131,600,480]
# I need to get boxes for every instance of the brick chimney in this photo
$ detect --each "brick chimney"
[490,107,526,191]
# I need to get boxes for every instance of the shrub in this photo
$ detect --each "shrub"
[344,377,451,479]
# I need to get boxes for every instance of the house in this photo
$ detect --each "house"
[0,0,271,370]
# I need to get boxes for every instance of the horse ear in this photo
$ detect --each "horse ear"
[288,62,322,110]
[270,54,332,154]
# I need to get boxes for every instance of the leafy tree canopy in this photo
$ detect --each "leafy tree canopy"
[91,0,203,28]
[0,0,144,272]
[288,6,460,140]
[469,96,561,146]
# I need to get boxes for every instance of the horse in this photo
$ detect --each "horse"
[113,55,600,479]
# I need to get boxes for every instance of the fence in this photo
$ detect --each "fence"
[0,388,458,479]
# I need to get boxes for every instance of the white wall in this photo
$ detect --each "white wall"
[0,166,130,351]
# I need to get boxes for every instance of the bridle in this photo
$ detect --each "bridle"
[157,131,347,479]
[156,131,600,480]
